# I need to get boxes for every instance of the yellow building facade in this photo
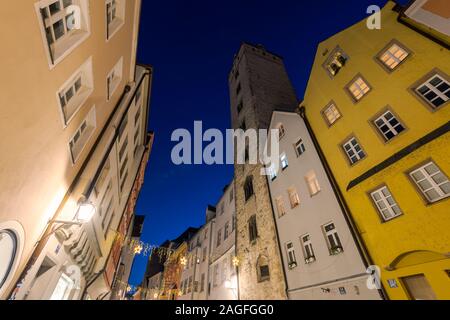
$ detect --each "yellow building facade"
[302,1,450,299]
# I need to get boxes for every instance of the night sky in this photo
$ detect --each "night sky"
[129,0,409,286]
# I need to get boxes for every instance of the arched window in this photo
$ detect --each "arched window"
[244,176,254,201]
[0,221,24,296]
[256,255,270,282]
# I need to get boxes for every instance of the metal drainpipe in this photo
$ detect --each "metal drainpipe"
[297,106,388,300]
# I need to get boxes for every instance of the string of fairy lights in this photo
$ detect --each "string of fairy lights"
[112,231,241,298]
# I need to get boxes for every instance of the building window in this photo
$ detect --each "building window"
[244,176,254,201]
[370,186,402,221]
[342,137,366,165]
[346,75,371,102]
[69,106,96,163]
[415,73,450,109]
[216,229,222,247]
[305,171,321,196]
[222,259,228,283]
[50,273,74,300]
[36,0,90,67]
[229,187,234,202]
[286,242,297,269]
[248,215,258,243]
[373,110,405,141]
[267,164,277,181]
[202,247,207,262]
[107,57,124,100]
[294,139,306,157]
[231,215,236,232]
[224,222,230,240]
[322,102,342,126]
[256,255,270,282]
[301,234,315,264]
[237,101,243,114]
[323,46,348,77]
[106,0,125,40]
[409,161,450,203]
[401,274,437,300]
[280,153,289,170]
[200,273,205,292]
[213,265,219,287]
[323,223,343,255]
[288,187,300,208]
[188,277,193,293]
[275,196,286,218]
[277,124,286,140]
[219,202,224,215]
[236,83,242,95]
[57,57,94,126]
[377,41,410,71]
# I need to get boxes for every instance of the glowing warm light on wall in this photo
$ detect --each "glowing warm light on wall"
[180,256,187,266]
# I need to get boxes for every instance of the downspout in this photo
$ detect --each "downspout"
[297,106,388,300]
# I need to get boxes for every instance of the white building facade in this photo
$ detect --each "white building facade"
[208,183,237,300]
[266,111,381,300]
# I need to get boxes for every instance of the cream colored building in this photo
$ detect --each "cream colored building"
[0,0,153,300]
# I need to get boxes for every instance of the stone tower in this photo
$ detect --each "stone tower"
[228,43,298,299]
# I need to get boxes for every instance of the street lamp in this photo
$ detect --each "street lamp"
[50,197,96,226]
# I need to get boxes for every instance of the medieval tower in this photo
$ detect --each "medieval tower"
[228,43,298,299]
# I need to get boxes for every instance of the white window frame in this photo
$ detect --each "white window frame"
[35,0,91,69]
[415,74,450,109]
[300,234,315,264]
[56,56,94,127]
[323,103,341,125]
[107,57,124,101]
[323,222,343,255]
[294,139,306,157]
[106,0,126,41]
[347,76,371,101]
[266,164,277,181]
[288,187,300,208]
[370,186,402,221]
[409,161,450,203]
[342,137,366,165]
[373,110,405,141]
[285,242,297,269]
[68,106,96,164]
[378,42,409,70]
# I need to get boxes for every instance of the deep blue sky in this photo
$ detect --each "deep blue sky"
[129,0,408,286]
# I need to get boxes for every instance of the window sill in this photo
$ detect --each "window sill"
[70,125,96,165]
[50,30,90,69]
[62,87,94,127]
[107,18,125,41]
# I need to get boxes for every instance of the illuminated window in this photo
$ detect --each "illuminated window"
[36,0,90,67]
[347,76,371,102]
[288,187,300,208]
[280,153,289,170]
[305,171,321,196]
[275,196,286,217]
[322,102,342,126]
[378,42,409,70]
[106,0,125,40]
[324,47,348,77]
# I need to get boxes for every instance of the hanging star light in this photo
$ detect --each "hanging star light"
[232,256,240,267]
[180,256,187,266]
[134,243,143,255]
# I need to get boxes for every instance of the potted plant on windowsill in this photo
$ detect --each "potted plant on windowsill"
[329,246,343,256]
[304,256,316,264]
[288,261,297,269]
